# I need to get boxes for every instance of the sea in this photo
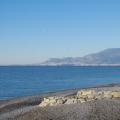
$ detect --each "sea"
[0,66,120,100]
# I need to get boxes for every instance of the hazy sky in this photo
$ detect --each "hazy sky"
[0,0,120,65]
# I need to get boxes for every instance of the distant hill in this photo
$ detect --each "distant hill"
[40,48,120,66]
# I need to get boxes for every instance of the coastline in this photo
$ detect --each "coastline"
[1,83,120,120]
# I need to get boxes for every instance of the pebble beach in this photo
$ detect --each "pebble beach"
[1,84,120,120]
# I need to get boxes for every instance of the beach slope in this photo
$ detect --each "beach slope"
[0,84,120,120]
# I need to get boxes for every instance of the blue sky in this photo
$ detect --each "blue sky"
[0,0,120,65]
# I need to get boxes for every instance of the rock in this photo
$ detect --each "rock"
[76,89,95,99]
[56,98,64,104]
[93,91,104,100]
[87,94,95,99]
[103,91,112,98]
[39,89,120,107]
[39,97,58,107]
[43,98,50,102]
[77,98,86,103]
[49,98,57,104]
[39,100,49,107]
[111,91,120,98]
[65,98,77,104]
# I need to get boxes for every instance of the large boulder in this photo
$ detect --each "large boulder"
[77,98,86,103]
[39,97,65,107]
[39,97,57,107]
[111,91,120,98]
[76,89,95,99]
[103,91,113,98]
[94,91,104,99]
[39,98,50,107]
[65,98,77,104]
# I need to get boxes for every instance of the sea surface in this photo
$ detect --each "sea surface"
[0,66,120,100]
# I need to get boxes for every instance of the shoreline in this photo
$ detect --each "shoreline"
[1,83,119,101]
[1,83,120,120]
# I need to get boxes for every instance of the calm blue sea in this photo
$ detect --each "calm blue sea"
[0,66,120,100]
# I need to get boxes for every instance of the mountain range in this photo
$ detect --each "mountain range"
[40,48,120,66]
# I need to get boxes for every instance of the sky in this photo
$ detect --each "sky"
[0,0,120,65]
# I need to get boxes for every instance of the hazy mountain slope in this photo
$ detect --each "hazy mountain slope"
[41,48,120,65]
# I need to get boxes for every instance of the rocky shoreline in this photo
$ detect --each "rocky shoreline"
[39,89,120,107]
[1,84,120,120]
